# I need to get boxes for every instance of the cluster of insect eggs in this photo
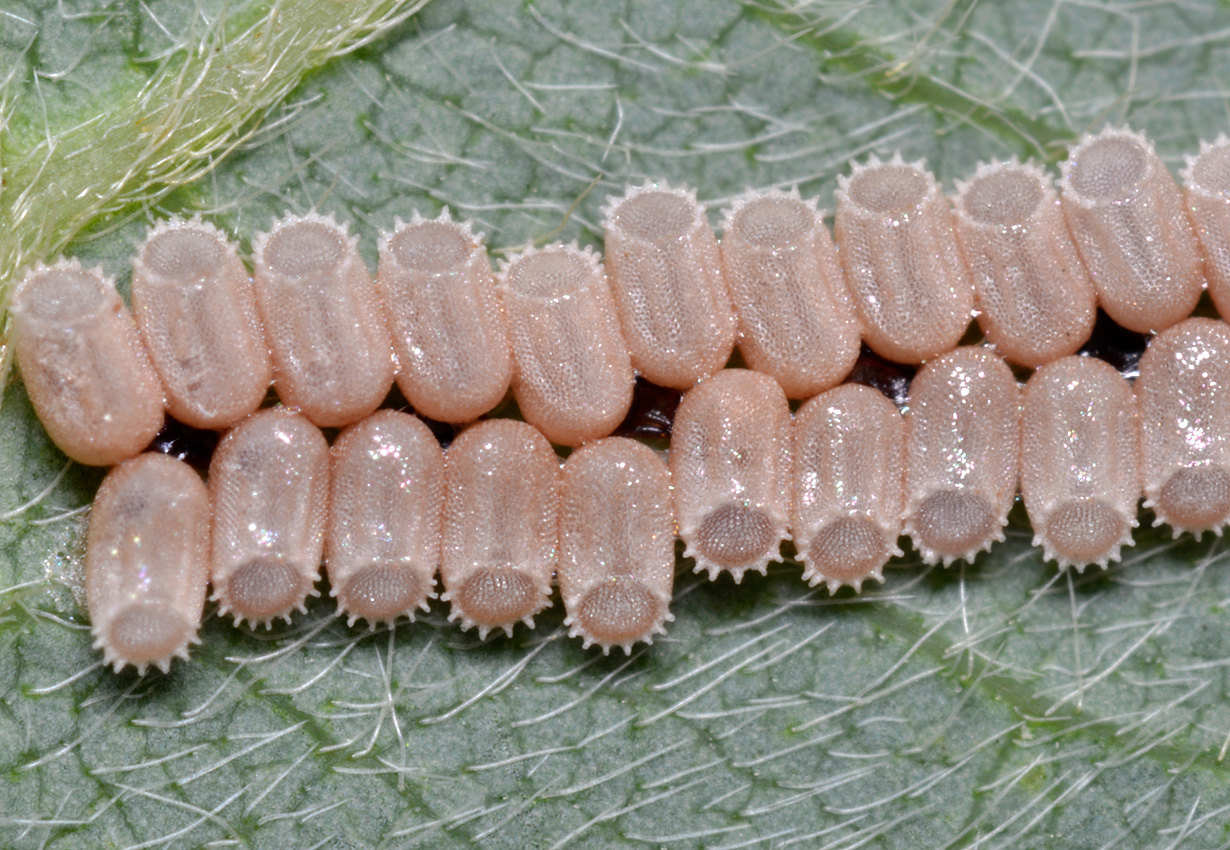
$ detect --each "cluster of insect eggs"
[11,125,1230,675]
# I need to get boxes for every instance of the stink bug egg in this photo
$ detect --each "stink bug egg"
[720,189,862,399]
[376,211,512,424]
[86,453,210,673]
[252,211,395,428]
[601,182,737,389]
[1020,356,1140,570]
[131,217,272,430]
[791,383,904,592]
[670,369,792,582]
[834,154,975,364]
[559,437,675,653]
[953,161,1096,368]
[326,410,445,626]
[1060,127,1203,334]
[440,419,559,638]
[498,243,635,448]
[10,259,164,466]
[903,347,1020,565]
[1138,318,1230,538]
[1182,135,1230,320]
[209,407,330,626]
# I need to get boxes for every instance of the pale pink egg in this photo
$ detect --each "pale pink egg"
[326,410,444,627]
[87,453,210,673]
[11,259,164,466]
[559,437,674,653]
[721,189,862,398]
[1060,127,1203,334]
[601,182,737,390]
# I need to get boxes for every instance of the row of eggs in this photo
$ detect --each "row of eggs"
[13,125,1230,465]
[81,319,1230,675]
[10,125,1230,673]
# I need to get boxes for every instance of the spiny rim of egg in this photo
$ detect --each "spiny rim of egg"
[721,188,819,250]
[134,216,231,281]
[686,504,787,583]
[333,563,436,628]
[800,515,898,594]
[1035,498,1136,570]
[380,209,481,274]
[1149,465,1230,539]
[1182,134,1230,199]
[566,578,672,654]
[906,489,1007,566]
[1060,125,1154,205]
[599,179,700,235]
[954,160,1050,228]
[443,566,552,639]
[603,183,700,246]
[93,603,200,675]
[213,557,318,628]
[836,152,937,216]
[253,209,356,278]
[11,258,113,324]
[497,241,604,300]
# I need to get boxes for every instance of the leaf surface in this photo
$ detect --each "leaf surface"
[4,1,1230,848]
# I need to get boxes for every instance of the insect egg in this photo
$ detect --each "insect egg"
[326,410,445,627]
[498,243,635,448]
[558,437,675,653]
[834,153,975,365]
[1060,126,1203,334]
[670,369,792,582]
[440,419,559,638]
[131,217,272,430]
[903,347,1020,565]
[720,189,862,399]
[86,453,210,673]
[10,259,164,466]
[1137,317,1230,538]
[952,160,1096,368]
[600,181,737,389]
[376,211,512,424]
[1020,356,1140,570]
[1181,135,1230,319]
[252,211,395,428]
[791,383,904,592]
[209,407,331,627]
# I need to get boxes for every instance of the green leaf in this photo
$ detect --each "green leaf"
[4,0,1230,847]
